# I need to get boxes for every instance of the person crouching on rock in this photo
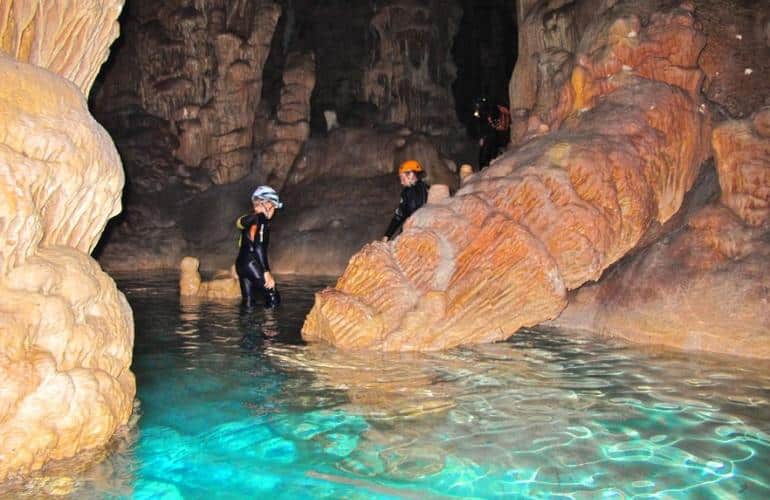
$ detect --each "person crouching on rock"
[382,160,429,242]
[235,185,282,309]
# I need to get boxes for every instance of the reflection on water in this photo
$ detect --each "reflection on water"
[3,273,769,498]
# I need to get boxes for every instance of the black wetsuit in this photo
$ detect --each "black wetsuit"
[473,101,510,169]
[384,180,429,239]
[235,213,279,308]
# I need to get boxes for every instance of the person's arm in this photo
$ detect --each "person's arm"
[384,186,425,240]
[236,213,259,232]
[255,216,276,289]
[384,195,407,240]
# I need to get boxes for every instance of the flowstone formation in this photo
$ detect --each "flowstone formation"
[0,0,134,481]
[552,108,770,358]
[303,1,712,351]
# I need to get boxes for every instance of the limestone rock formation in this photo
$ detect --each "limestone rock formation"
[551,108,770,359]
[258,51,315,188]
[302,1,712,351]
[92,0,281,188]
[364,0,462,135]
[0,0,133,480]
[92,0,282,271]
[0,0,123,95]
[179,256,240,300]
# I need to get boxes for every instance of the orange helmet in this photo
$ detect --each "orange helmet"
[398,159,423,174]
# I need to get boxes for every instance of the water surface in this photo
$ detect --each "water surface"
[9,274,770,498]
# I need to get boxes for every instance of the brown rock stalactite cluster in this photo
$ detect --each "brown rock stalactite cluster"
[364,0,462,135]
[552,108,770,358]
[0,0,134,481]
[92,0,281,189]
[302,2,712,351]
[258,51,315,187]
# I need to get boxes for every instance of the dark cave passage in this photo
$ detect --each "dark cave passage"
[452,0,517,137]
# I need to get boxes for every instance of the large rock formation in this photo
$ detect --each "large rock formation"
[92,0,281,187]
[0,0,133,481]
[302,1,713,351]
[551,108,770,358]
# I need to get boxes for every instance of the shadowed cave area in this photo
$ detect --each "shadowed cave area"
[1,0,770,495]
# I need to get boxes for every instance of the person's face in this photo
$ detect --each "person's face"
[399,171,416,187]
[253,200,276,219]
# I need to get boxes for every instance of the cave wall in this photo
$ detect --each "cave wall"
[0,0,134,481]
[92,0,468,273]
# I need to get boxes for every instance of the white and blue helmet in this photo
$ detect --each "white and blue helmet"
[251,185,283,209]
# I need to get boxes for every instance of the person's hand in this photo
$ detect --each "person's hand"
[264,271,275,290]
[479,138,484,146]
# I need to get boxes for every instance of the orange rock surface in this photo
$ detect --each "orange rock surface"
[552,108,769,358]
[303,2,711,351]
[0,0,134,481]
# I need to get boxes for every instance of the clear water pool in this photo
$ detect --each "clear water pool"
[8,274,770,498]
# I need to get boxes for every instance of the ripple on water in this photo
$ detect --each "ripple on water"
[19,274,767,499]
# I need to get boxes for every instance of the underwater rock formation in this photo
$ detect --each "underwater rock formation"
[552,108,770,359]
[0,0,133,480]
[302,1,712,351]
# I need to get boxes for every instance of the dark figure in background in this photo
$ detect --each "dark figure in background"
[472,97,511,169]
[235,185,282,309]
[383,160,430,242]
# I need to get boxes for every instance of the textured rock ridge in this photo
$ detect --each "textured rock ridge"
[302,1,711,351]
[259,51,315,188]
[551,108,770,359]
[0,0,124,95]
[0,1,133,481]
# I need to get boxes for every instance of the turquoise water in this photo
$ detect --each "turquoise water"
[9,274,770,498]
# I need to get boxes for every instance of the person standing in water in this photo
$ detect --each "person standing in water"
[235,185,282,309]
[383,159,429,242]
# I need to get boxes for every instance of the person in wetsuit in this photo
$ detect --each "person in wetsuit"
[472,96,510,169]
[235,185,282,309]
[383,160,430,241]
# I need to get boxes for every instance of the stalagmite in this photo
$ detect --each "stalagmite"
[0,0,133,481]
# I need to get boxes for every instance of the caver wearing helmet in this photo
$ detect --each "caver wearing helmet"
[251,185,283,209]
[235,185,283,309]
[471,96,510,169]
[383,160,430,241]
